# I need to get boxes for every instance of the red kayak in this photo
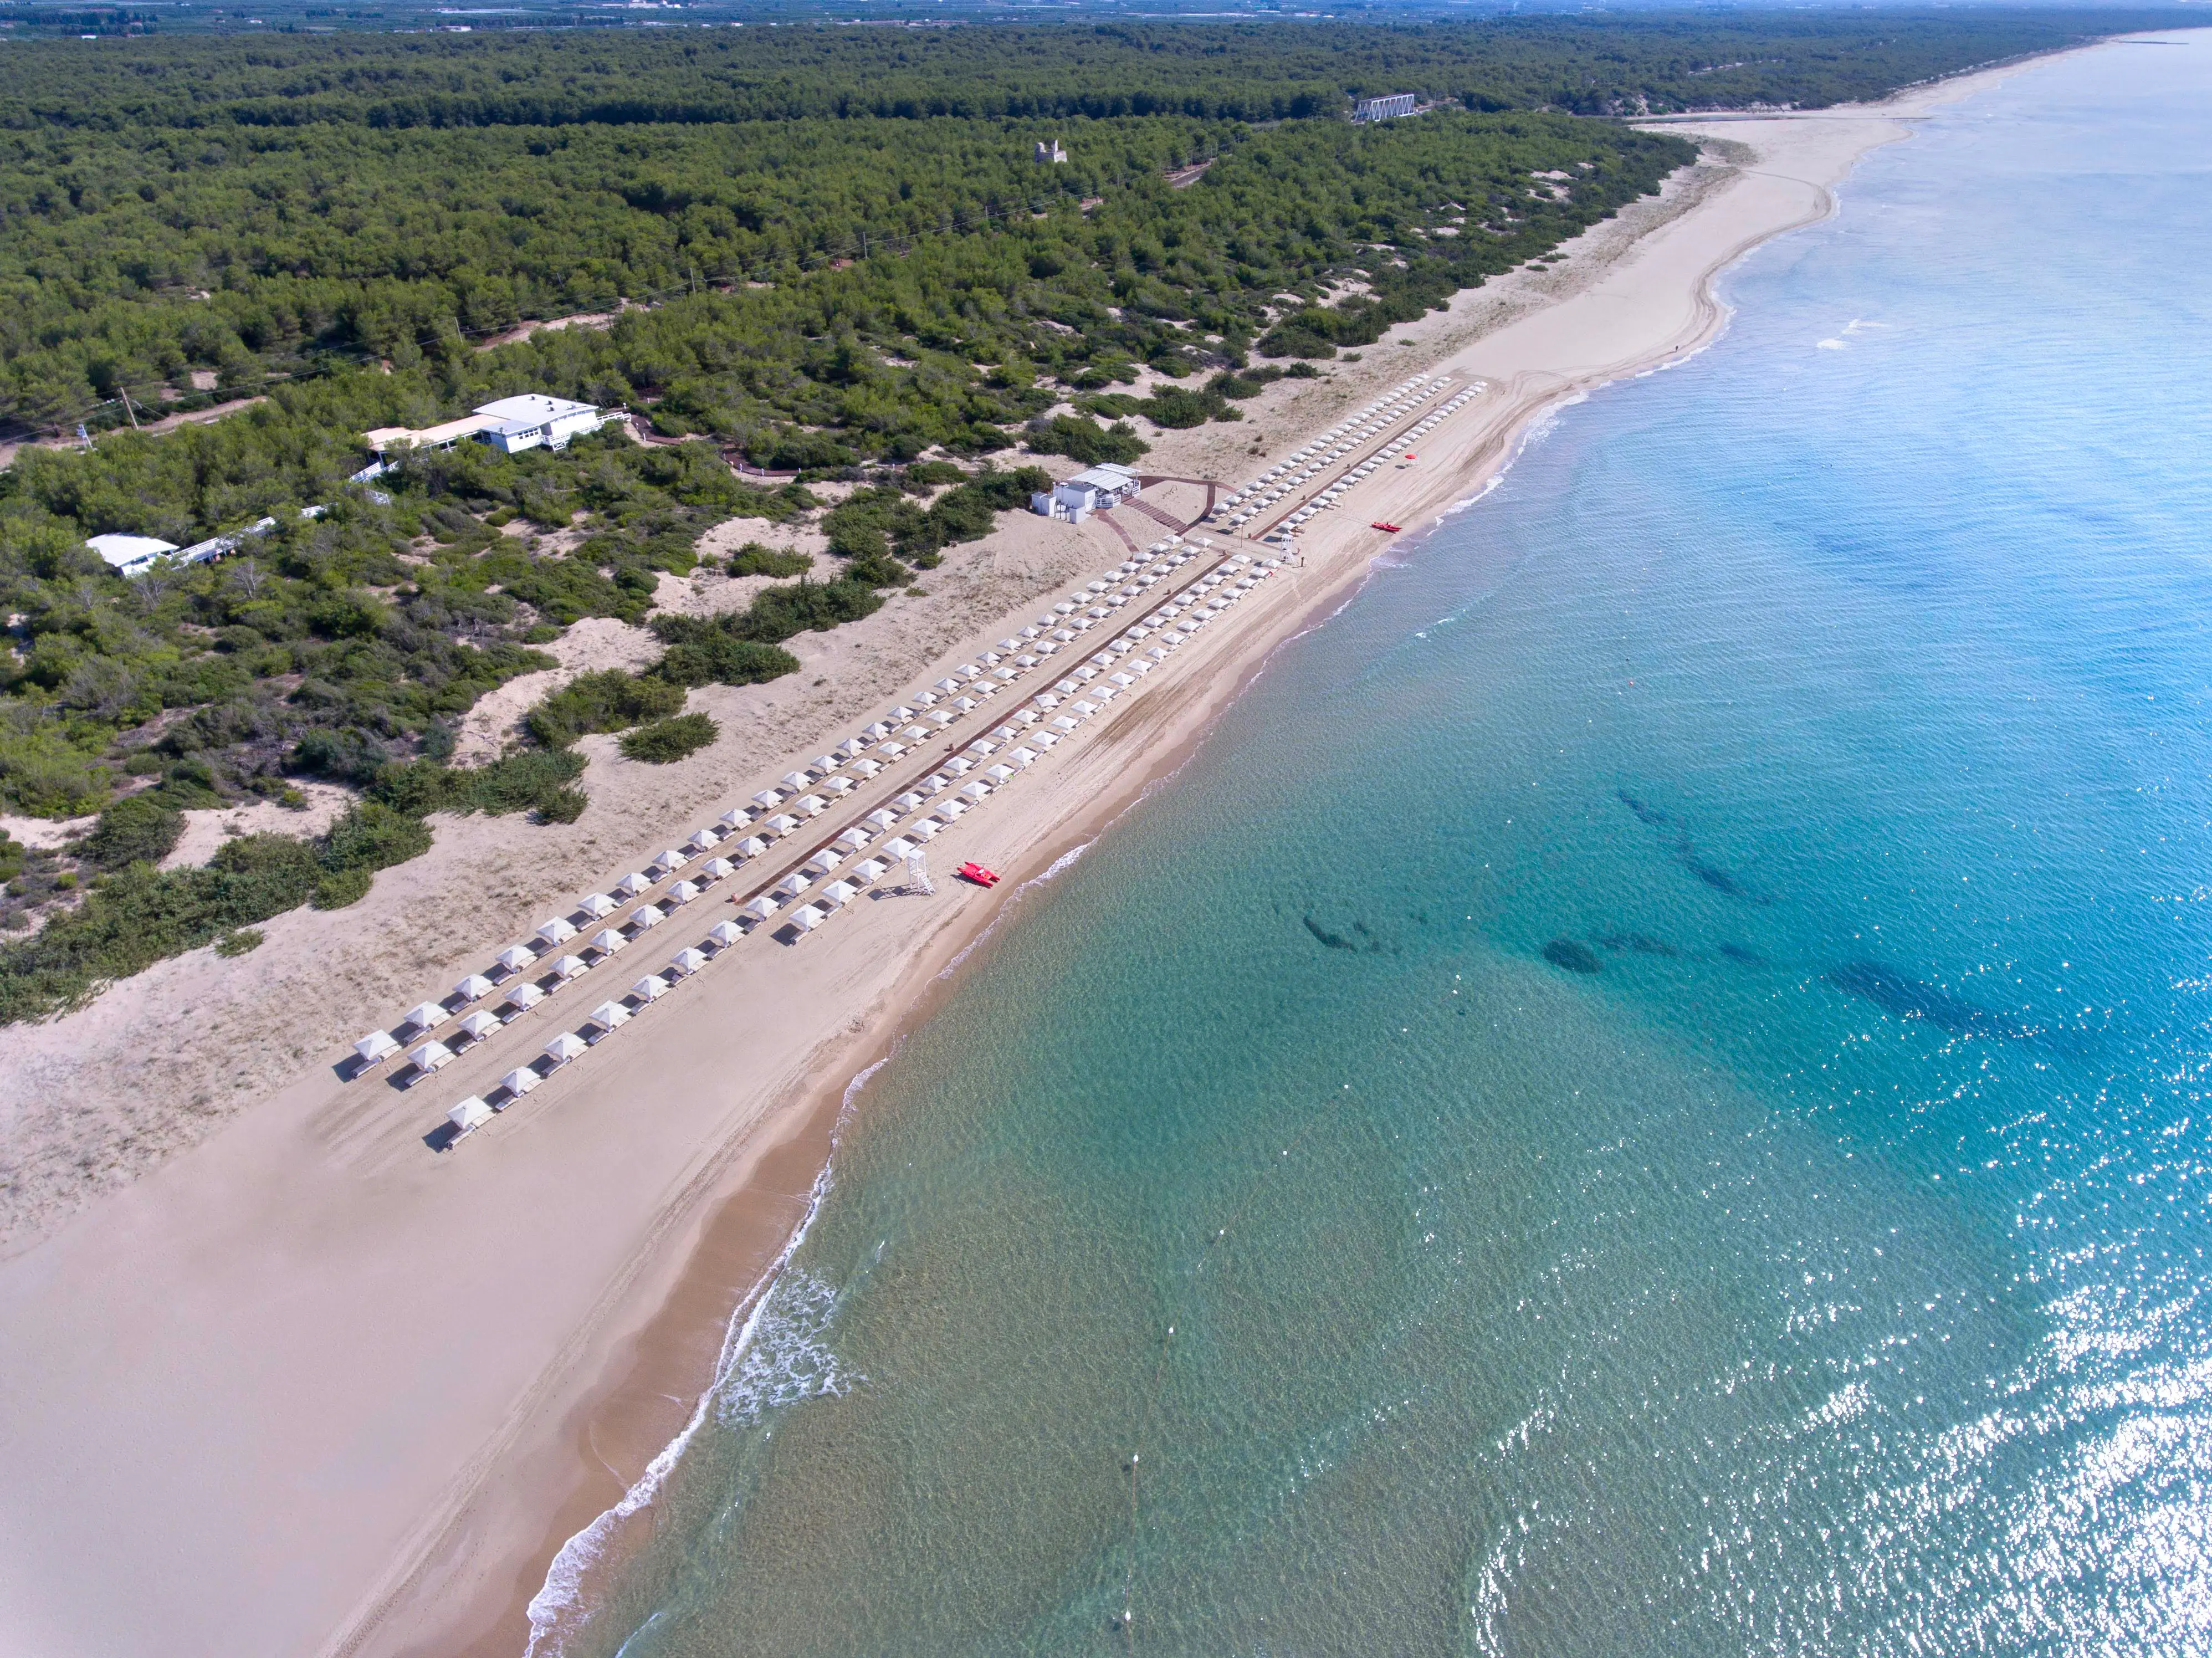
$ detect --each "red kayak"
[1371,521,1402,533]
[957,862,1002,888]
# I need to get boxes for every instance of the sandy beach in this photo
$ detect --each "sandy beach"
[0,45,2107,1658]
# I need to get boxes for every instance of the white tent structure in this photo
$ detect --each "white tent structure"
[590,929,627,956]
[544,1032,588,1068]
[550,954,590,981]
[447,1096,494,1137]
[652,849,690,875]
[853,858,888,882]
[752,790,784,811]
[457,1011,501,1043]
[780,771,811,792]
[496,945,537,975]
[586,1002,631,1038]
[500,982,545,1017]
[806,849,844,876]
[500,1067,541,1099]
[536,917,577,946]
[702,857,735,881]
[790,904,827,933]
[354,1031,401,1066]
[454,973,496,1003]
[632,975,669,1002]
[616,872,654,898]
[666,880,700,905]
[402,1001,446,1034]
[406,1040,455,1080]
[743,895,781,923]
[719,810,750,832]
[578,893,618,919]
[628,904,664,933]
[668,947,708,976]
[688,828,722,852]
[735,837,768,858]
[708,921,743,948]
[821,880,859,908]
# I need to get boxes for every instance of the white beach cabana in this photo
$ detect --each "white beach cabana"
[866,808,899,830]
[500,982,545,1018]
[777,872,814,899]
[667,880,701,905]
[834,827,872,852]
[586,1001,630,1038]
[708,920,743,948]
[500,1066,541,1098]
[447,1096,494,1138]
[780,770,811,792]
[743,895,781,923]
[550,954,590,981]
[806,849,844,876]
[629,905,665,932]
[763,815,800,838]
[959,781,992,804]
[590,928,627,957]
[544,1032,588,1068]
[616,872,654,898]
[821,879,859,908]
[453,973,496,1003]
[884,837,916,859]
[632,974,669,1002]
[669,946,708,976]
[652,849,690,875]
[402,1001,445,1033]
[578,893,618,919]
[985,764,1016,785]
[457,1010,501,1043]
[752,789,785,811]
[719,809,749,831]
[406,1039,455,1080]
[790,904,827,933]
[735,836,768,858]
[702,857,735,881]
[853,857,888,882]
[908,820,941,841]
[793,795,828,818]
[688,828,721,853]
[536,917,577,947]
[354,1030,401,1066]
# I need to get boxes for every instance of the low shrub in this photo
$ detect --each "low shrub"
[309,867,375,910]
[728,542,812,578]
[214,928,264,956]
[525,669,686,748]
[79,794,185,871]
[619,713,719,764]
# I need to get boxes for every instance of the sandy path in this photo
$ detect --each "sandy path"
[0,44,2118,1658]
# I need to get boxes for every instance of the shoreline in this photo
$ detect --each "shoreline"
[0,38,2129,1658]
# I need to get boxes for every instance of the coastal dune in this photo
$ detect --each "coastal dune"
[0,54,2084,1658]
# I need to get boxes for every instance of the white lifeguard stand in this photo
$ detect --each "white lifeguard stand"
[904,851,934,895]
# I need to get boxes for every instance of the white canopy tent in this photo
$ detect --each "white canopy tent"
[447,1097,494,1137]
[354,1031,400,1065]
[501,1067,541,1098]
[668,947,708,976]
[406,1039,455,1078]
[578,893,618,919]
[616,872,654,898]
[496,945,536,974]
[790,904,827,933]
[550,954,590,981]
[536,917,577,946]
[453,973,496,1002]
[500,983,545,1017]
[708,920,743,947]
[586,1002,631,1036]
[457,1010,501,1042]
[590,929,627,956]
[702,857,735,880]
[544,1032,588,1067]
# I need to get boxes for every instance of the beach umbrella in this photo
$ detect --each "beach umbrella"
[628,906,664,932]
[535,917,577,946]
[702,857,735,880]
[550,954,590,981]
[406,1039,454,1076]
[458,1011,500,1042]
[447,1097,493,1137]
[616,872,654,897]
[667,881,700,905]
[632,975,669,1002]
[743,896,780,923]
[708,921,743,948]
[501,983,545,1016]
[587,1002,630,1036]
[544,1032,587,1067]
[354,1031,400,1065]
[821,881,858,908]
[791,904,827,933]
[402,1002,444,1034]
[853,858,888,882]
[453,973,496,1003]
[669,948,707,976]
[590,929,627,956]
[577,893,617,918]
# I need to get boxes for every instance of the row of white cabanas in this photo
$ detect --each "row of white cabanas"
[424,533,1266,1138]
[1215,376,1469,530]
[1269,382,1482,534]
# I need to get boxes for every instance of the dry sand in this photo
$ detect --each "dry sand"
[0,50,2097,1658]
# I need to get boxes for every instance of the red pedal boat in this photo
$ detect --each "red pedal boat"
[1371,521,1402,533]
[956,862,1002,888]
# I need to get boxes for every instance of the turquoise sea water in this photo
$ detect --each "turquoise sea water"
[552,40,2212,1656]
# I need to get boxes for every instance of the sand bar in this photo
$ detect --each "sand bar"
[0,47,2106,1658]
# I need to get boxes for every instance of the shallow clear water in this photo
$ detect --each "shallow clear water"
[562,40,2212,1656]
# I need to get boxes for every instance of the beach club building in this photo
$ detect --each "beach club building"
[1031,462,1140,524]
[363,393,606,458]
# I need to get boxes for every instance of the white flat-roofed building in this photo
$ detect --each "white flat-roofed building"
[1032,462,1140,523]
[86,534,180,576]
[364,394,605,457]
[1352,93,1420,123]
